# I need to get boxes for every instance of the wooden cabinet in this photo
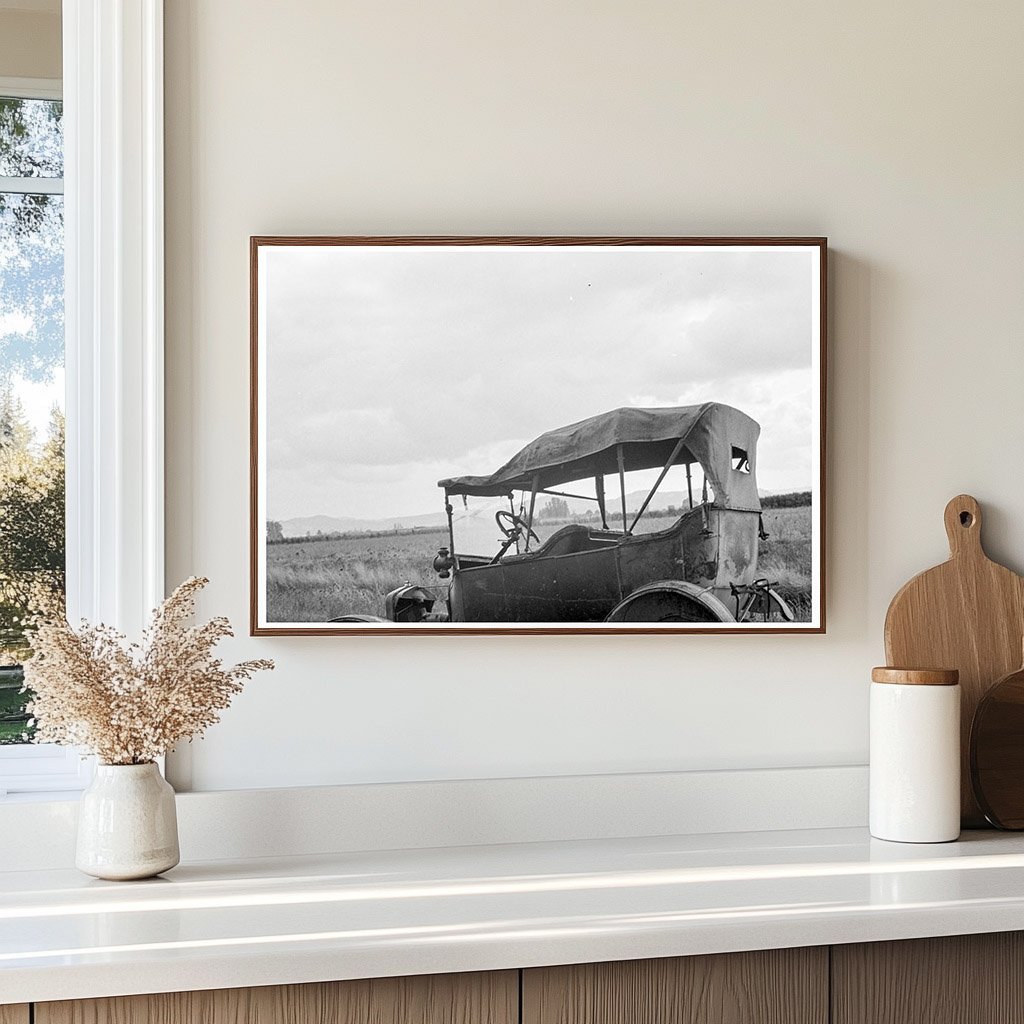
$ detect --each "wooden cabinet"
[35,972,517,1024]
[17,934,1024,1024]
[832,932,1024,1024]
[522,948,828,1024]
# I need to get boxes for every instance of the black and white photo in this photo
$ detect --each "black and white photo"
[251,237,825,634]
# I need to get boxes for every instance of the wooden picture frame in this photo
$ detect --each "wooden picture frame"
[251,236,827,635]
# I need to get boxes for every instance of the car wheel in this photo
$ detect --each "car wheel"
[605,584,733,623]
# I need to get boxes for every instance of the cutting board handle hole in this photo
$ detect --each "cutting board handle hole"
[944,494,983,556]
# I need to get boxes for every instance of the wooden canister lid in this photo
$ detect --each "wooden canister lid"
[871,667,959,686]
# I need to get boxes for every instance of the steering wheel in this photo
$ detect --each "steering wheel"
[495,509,539,544]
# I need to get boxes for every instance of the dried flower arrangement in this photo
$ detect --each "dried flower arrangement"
[23,577,273,765]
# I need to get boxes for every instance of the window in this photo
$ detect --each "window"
[0,79,87,799]
[731,446,751,474]
[1,6,167,797]
[0,83,64,748]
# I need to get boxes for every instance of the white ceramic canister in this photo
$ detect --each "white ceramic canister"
[870,667,961,843]
[76,762,181,880]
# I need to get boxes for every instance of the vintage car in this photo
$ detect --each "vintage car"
[338,402,795,625]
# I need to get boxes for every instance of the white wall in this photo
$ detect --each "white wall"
[163,0,1024,791]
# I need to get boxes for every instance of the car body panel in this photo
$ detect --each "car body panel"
[447,504,762,623]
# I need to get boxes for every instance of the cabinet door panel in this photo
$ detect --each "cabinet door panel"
[523,949,827,1024]
[832,933,1024,1024]
[36,971,517,1024]
[0,1007,29,1024]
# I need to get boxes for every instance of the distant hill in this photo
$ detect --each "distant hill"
[278,511,447,538]
[278,492,682,537]
[277,488,810,538]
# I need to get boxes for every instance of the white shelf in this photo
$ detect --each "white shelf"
[4,826,1024,1004]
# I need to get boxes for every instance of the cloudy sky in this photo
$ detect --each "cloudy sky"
[263,244,819,522]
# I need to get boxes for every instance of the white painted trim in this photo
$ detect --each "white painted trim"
[0,75,62,99]
[63,0,164,633]
[0,765,870,870]
[0,745,91,798]
[0,174,63,194]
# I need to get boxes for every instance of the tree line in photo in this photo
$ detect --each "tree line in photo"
[265,490,812,545]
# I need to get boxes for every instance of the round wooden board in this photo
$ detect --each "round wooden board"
[971,664,1024,829]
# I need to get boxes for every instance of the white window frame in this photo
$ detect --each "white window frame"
[0,0,164,799]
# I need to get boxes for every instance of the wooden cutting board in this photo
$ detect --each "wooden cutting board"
[884,494,1024,827]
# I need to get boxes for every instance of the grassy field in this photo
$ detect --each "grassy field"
[267,505,813,623]
[267,528,453,622]
[756,505,813,620]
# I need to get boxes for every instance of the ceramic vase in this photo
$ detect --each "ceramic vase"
[76,762,180,880]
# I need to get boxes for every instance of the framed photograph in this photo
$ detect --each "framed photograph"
[251,237,826,635]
